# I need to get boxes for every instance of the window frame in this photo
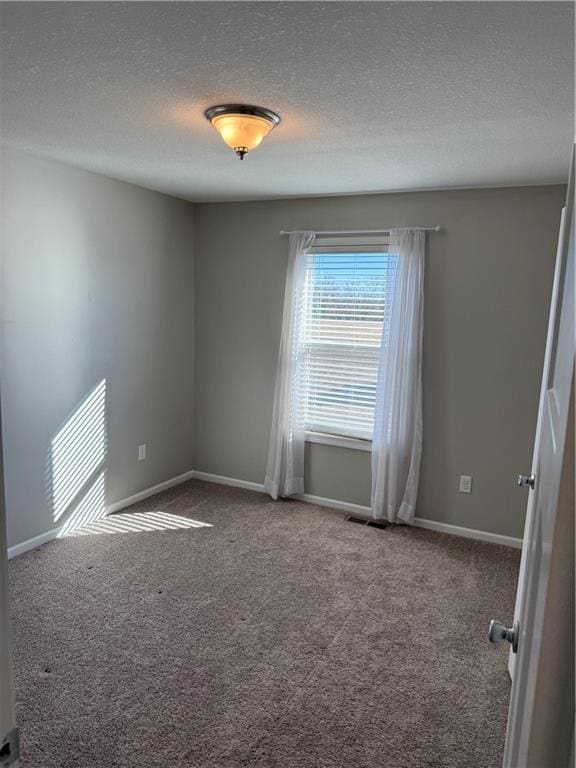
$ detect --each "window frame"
[302,234,393,452]
[304,430,372,452]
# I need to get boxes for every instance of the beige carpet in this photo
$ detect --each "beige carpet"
[8,480,520,767]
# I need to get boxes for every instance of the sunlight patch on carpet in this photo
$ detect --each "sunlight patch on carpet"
[62,510,212,537]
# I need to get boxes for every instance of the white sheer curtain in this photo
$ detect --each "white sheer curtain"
[264,231,315,500]
[371,229,425,523]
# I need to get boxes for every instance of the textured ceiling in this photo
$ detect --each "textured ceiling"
[1,1,573,202]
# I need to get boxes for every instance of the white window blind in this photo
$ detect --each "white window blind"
[301,244,397,441]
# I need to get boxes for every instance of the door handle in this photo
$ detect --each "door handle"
[517,474,535,489]
[488,619,519,653]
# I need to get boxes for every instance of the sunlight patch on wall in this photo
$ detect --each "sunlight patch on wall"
[58,472,106,537]
[48,380,211,538]
[64,510,213,537]
[51,379,106,522]
[49,379,107,535]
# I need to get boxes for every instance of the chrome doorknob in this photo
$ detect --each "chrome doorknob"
[517,474,535,489]
[489,619,519,654]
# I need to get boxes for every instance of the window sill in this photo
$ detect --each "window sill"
[305,431,372,452]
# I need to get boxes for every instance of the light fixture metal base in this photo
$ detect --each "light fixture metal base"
[204,104,281,126]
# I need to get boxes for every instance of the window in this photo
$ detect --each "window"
[301,237,397,443]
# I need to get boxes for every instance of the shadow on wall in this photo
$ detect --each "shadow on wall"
[47,379,108,537]
[46,380,212,537]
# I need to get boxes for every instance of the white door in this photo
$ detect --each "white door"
[508,199,569,682]
[0,405,18,766]
[498,151,574,767]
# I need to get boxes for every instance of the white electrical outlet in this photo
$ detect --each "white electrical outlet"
[138,444,146,461]
[459,475,472,494]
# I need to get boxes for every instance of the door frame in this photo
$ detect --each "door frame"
[503,150,575,767]
[0,399,18,765]
[509,202,567,681]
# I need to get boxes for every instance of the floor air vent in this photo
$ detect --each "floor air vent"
[345,515,390,529]
[366,520,390,530]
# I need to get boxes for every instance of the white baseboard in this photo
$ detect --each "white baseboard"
[296,493,522,548]
[192,472,522,549]
[7,527,62,560]
[104,469,198,515]
[190,471,265,494]
[7,468,522,558]
[412,516,522,549]
[293,492,371,518]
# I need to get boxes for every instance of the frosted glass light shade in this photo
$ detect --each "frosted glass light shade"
[212,114,272,151]
[205,105,281,159]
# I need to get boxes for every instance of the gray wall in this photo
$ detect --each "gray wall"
[193,185,565,538]
[1,147,195,548]
[0,149,565,546]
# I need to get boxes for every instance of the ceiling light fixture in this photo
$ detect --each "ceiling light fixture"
[204,104,281,160]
